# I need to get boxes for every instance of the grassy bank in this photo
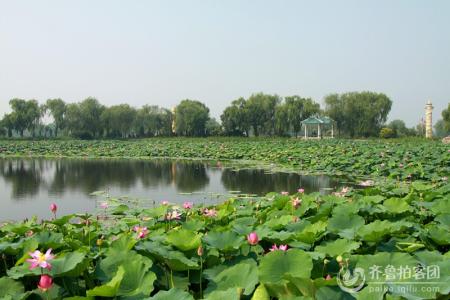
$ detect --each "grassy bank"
[0,137,448,181]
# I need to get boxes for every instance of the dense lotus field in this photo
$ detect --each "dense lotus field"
[0,180,449,299]
[0,138,448,181]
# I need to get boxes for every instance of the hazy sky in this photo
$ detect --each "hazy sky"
[1,0,449,126]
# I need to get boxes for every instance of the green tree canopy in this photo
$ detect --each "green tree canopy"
[325,91,392,137]
[245,93,280,136]
[134,105,173,137]
[441,102,450,132]
[220,98,249,136]
[45,98,66,137]
[387,119,416,137]
[174,100,210,136]
[7,99,41,137]
[101,104,136,138]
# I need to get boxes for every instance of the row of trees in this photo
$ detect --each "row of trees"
[0,98,220,139]
[221,94,321,137]
[1,93,448,139]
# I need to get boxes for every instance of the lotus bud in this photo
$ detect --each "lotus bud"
[96,239,103,247]
[336,255,343,263]
[38,274,53,291]
[247,232,259,245]
[50,203,57,214]
[197,245,203,256]
[325,274,332,280]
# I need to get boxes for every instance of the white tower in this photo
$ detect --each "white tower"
[425,100,433,139]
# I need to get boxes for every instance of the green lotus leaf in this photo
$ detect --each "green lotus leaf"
[166,228,202,251]
[328,212,365,239]
[87,266,125,297]
[383,198,411,214]
[0,222,33,235]
[182,219,205,231]
[435,213,450,228]
[359,195,385,204]
[51,250,88,277]
[148,288,194,300]
[0,277,25,299]
[205,260,258,296]
[6,263,41,280]
[204,288,240,300]
[358,220,394,242]
[34,231,64,249]
[110,233,137,252]
[429,198,450,215]
[427,225,450,246]
[265,215,293,230]
[251,284,270,300]
[50,214,76,226]
[315,239,361,257]
[117,257,157,297]
[411,181,434,191]
[259,249,313,284]
[203,231,244,252]
[294,221,327,245]
[136,241,198,271]
[315,286,356,300]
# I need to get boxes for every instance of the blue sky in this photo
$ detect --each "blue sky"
[0,0,449,126]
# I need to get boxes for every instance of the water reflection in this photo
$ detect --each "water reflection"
[221,168,339,195]
[0,158,345,220]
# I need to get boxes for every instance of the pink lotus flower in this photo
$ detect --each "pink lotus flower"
[183,201,193,209]
[99,202,108,209]
[203,208,217,218]
[292,197,301,209]
[27,249,55,270]
[165,210,181,220]
[281,191,289,195]
[38,274,53,291]
[297,188,305,193]
[270,244,288,251]
[162,200,169,206]
[325,274,332,280]
[133,226,149,239]
[25,230,34,237]
[399,163,404,168]
[50,203,57,214]
[247,232,259,245]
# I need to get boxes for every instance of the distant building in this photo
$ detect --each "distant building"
[301,116,335,139]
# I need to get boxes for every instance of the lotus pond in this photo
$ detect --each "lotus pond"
[0,138,448,299]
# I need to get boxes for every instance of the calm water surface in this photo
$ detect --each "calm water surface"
[0,158,348,220]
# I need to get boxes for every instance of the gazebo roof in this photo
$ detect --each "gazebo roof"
[301,116,334,125]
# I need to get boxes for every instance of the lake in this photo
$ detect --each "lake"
[0,158,348,220]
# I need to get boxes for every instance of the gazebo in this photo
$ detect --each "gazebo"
[301,116,335,139]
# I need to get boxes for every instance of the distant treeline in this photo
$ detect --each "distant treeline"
[1,92,448,139]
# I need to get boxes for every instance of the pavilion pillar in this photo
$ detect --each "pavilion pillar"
[317,124,321,138]
[304,125,307,139]
[331,124,334,138]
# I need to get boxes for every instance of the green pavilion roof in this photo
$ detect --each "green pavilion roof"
[301,116,334,125]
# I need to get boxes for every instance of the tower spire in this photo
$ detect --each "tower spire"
[425,100,433,139]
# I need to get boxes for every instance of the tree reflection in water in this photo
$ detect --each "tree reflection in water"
[0,158,342,201]
[0,158,211,199]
